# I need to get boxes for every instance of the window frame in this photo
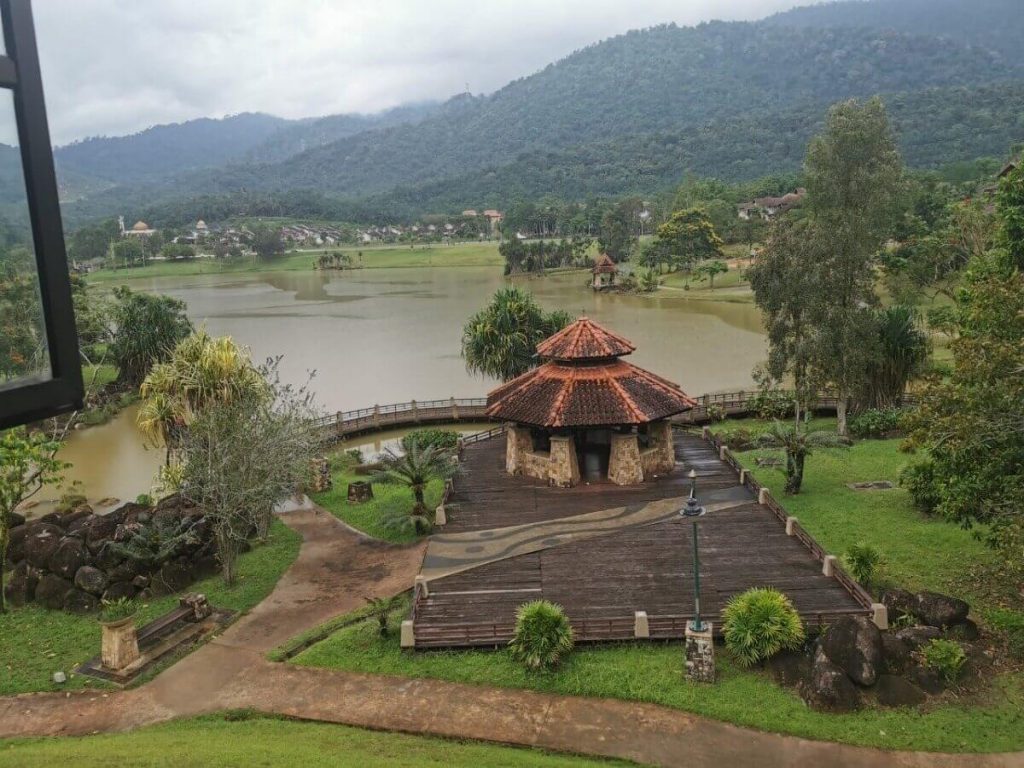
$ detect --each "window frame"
[0,0,83,429]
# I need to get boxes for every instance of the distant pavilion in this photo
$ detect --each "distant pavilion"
[591,253,618,290]
[485,317,695,487]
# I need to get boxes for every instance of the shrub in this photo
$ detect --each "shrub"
[135,493,154,507]
[344,448,363,464]
[919,638,967,684]
[508,600,574,670]
[1008,627,1024,662]
[843,543,883,586]
[100,597,136,623]
[401,428,459,454]
[750,389,794,421]
[849,408,904,438]
[900,459,940,514]
[706,403,726,423]
[721,587,805,666]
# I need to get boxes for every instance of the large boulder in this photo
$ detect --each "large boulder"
[62,588,98,614]
[23,523,65,569]
[820,615,883,686]
[914,592,969,628]
[151,560,194,596]
[7,523,29,564]
[107,559,144,585]
[803,648,860,712]
[74,565,109,596]
[880,633,912,674]
[907,664,945,695]
[38,511,64,527]
[193,555,221,580]
[767,648,810,688]
[4,511,26,528]
[880,588,917,623]
[947,619,981,642]
[895,625,942,650]
[48,536,90,579]
[94,542,125,571]
[35,573,74,610]
[85,515,119,553]
[875,674,927,708]
[101,581,136,602]
[3,561,38,607]
[66,513,95,537]
[60,506,93,529]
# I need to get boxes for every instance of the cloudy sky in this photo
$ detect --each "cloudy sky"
[32,0,810,145]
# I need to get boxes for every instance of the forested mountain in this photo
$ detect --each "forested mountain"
[52,0,1024,227]
[766,0,1024,58]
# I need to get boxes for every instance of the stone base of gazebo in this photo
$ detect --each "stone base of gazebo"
[505,420,675,487]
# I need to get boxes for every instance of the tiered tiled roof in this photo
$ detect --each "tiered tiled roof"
[486,317,695,427]
[592,254,618,275]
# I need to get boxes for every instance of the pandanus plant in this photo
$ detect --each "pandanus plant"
[371,442,459,534]
[756,422,850,494]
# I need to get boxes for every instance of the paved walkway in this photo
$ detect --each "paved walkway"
[1,504,1022,768]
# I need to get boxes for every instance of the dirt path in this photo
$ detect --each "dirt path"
[1,505,1022,768]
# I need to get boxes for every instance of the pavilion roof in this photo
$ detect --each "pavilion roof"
[487,317,694,427]
[592,253,617,274]
[536,316,635,361]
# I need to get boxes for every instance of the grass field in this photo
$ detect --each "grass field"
[87,241,503,282]
[0,712,625,768]
[309,453,445,544]
[0,518,301,696]
[291,420,1024,752]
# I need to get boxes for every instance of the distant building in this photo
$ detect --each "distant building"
[737,188,806,220]
[592,253,618,291]
[461,209,478,217]
[119,215,156,237]
[482,209,504,233]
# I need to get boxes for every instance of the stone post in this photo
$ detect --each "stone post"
[435,504,446,526]
[739,469,748,485]
[450,397,459,420]
[400,620,415,649]
[372,404,381,428]
[822,555,837,577]
[414,575,429,597]
[785,516,798,535]
[871,603,889,630]
[758,487,771,505]
[608,433,643,485]
[411,399,418,422]
[548,435,581,487]
[634,611,650,639]
[684,622,715,683]
[719,445,729,461]
[101,617,140,671]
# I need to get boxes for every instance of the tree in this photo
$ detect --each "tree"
[160,242,195,261]
[371,442,459,534]
[111,238,146,268]
[178,361,318,582]
[859,305,929,409]
[461,286,573,381]
[653,208,724,272]
[598,200,638,262]
[138,330,269,463]
[803,97,903,435]
[996,153,1024,269]
[252,225,285,260]
[0,271,45,383]
[67,219,119,264]
[694,259,728,289]
[109,286,193,387]
[0,429,65,611]
[748,218,826,423]
[756,422,850,494]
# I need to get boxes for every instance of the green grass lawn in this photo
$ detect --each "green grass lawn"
[291,420,1024,752]
[0,712,625,768]
[87,241,502,282]
[0,518,301,696]
[309,453,444,544]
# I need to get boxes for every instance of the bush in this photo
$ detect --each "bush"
[849,408,904,438]
[401,428,459,454]
[100,597,136,623]
[508,600,574,670]
[842,543,883,586]
[900,459,940,514]
[721,587,805,666]
[344,448,363,464]
[135,493,154,507]
[919,638,967,684]
[750,389,794,421]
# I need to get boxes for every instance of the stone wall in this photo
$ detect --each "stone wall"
[640,420,675,477]
[504,424,533,475]
[608,433,643,485]
[503,424,580,487]
[548,436,580,488]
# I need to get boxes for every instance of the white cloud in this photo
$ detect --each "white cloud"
[32,0,807,145]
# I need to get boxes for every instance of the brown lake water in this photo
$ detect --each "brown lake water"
[43,267,766,510]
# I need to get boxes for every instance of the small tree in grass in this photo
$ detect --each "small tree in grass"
[843,543,883,587]
[755,421,850,494]
[0,429,65,612]
[721,587,805,667]
[508,600,574,670]
[364,595,404,637]
[694,259,728,290]
[372,442,459,534]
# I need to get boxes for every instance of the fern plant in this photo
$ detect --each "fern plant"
[721,587,805,666]
[920,638,967,684]
[508,600,574,670]
[363,595,404,637]
[843,543,883,586]
[107,515,199,568]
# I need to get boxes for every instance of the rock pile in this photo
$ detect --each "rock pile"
[4,495,225,614]
[766,590,987,712]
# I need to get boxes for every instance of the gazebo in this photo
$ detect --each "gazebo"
[591,253,618,290]
[485,317,696,487]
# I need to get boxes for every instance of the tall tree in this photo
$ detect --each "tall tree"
[109,287,193,387]
[803,97,903,435]
[461,287,572,381]
[252,225,285,260]
[598,199,639,262]
[653,208,724,272]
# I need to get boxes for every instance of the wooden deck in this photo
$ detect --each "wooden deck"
[412,431,869,648]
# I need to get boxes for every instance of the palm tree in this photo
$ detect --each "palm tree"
[461,287,573,381]
[756,422,850,494]
[138,329,268,463]
[371,443,459,533]
[861,305,930,409]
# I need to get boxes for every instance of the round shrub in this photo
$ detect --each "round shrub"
[848,408,903,439]
[842,543,882,586]
[508,600,574,670]
[920,638,966,684]
[721,587,805,667]
[900,459,940,514]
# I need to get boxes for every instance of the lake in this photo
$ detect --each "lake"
[43,266,766,510]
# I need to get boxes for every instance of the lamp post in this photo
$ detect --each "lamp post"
[680,468,707,631]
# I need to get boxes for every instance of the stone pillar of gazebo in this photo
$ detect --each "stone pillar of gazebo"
[645,419,676,475]
[608,432,643,485]
[548,435,580,487]
[505,423,532,475]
